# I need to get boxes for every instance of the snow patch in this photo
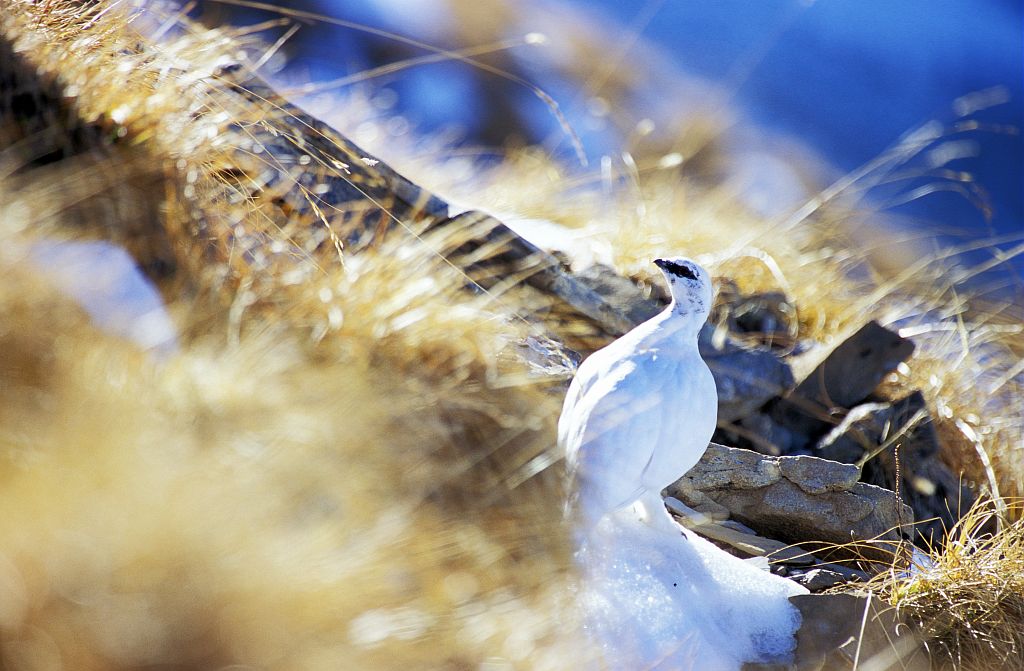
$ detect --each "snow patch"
[575,509,806,670]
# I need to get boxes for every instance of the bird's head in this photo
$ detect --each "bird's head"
[653,256,713,319]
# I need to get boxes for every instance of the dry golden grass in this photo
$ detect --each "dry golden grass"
[855,498,1024,670]
[0,259,577,670]
[0,1,582,668]
[1,0,1022,669]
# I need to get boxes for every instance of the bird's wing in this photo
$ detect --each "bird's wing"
[557,342,616,452]
[565,361,669,510]
[557,312,665,421]
[557,322,661,461]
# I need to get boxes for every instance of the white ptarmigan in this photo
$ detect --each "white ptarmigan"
[559,257,718,532]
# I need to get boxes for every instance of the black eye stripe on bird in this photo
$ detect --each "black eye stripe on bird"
[654,258,697,280]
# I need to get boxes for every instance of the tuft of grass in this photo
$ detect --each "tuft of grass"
[853,498,1024,670]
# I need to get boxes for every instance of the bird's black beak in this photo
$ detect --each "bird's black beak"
[653,258,668,270]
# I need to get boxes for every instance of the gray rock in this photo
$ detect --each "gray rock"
[777,455,860,494]
[788,593,930,671]
[666,483,732,520]
[789,568,853,592]
[664,496,730,526]
[685,521,818,566]
[771,321,915,442]
[573,263,663,325]
[795,321,915,410]
[815,401,892,463]
[713,280,798,354]
[670,444,914,562]
[806,562,870,583]
[701,332,796,423]
[895,455,977,547]
[684,444,782,489]
[816,392,940,463]
[738,412,800,455]
[438,211,640,336]
[718,519,759,535]
[742,663,792,671]
[815,391,975,547]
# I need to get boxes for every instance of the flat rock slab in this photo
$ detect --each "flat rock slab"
[670,444,914,562]
[690,520,818,566]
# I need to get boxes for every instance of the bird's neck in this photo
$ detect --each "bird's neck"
[652,302,704,342]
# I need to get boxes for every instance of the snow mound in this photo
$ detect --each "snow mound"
[575,509,807,670]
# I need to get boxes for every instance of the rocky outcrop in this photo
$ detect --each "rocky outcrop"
[701,331,796,424]
[766,320,916,451]
[815,390,976,546]
[668,443,914,562]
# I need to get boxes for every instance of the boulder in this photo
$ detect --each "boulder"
[670,444,914,562]
[701,331,796,423]
[785,593,930,671]
[770,321,915,447]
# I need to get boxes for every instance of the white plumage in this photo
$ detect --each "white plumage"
[559,257,718,531]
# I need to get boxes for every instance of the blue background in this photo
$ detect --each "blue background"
[217,0,1024,275]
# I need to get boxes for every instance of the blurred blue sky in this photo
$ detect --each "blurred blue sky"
[219,0,1023,273]
[577,0,1023,253]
